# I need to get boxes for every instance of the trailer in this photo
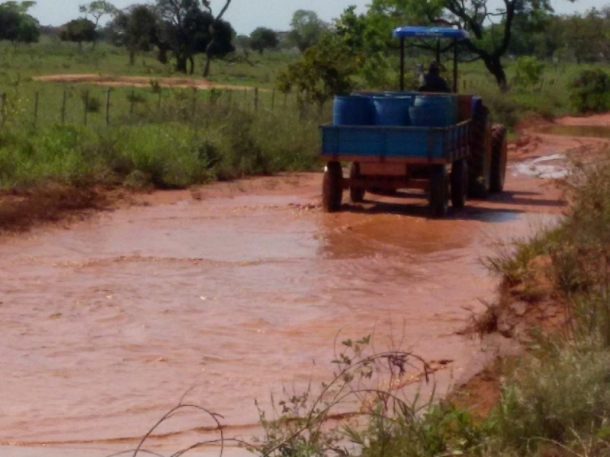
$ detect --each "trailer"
[320,26,508,218]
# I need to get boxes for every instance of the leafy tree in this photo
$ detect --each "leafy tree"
[562,10,609,63]
[154,0,234,76]
[334,6,394,88]
[60,18,97,49]
[367,0,557,90]
[287,10,328,52]
[249,27,278,54]
[155,0,213,73]
[277,35,357,111]
[0,1,40,44]
[79,0,116,27]
[79,0,117,48]
[106,4,159,65]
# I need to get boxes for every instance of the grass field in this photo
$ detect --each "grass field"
[0,37,603,192]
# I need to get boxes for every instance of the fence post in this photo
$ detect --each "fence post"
[33,91,39,128]
[84,90,89,126]
[0,92,6,127]
[60,90,67,124]
[105,89,111,126]
[130,89,135,115]
[254,87,259,112]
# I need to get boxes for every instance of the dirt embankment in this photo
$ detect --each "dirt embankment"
[451,113,610,418]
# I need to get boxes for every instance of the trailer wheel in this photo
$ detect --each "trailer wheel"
[468,104,491,199]
[490,124,508,193]
[451,158,468,210]
[429,165,448,218]
[349,162,365,203]
[322,161,343,212]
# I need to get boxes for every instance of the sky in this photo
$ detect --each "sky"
[30,0,603,35]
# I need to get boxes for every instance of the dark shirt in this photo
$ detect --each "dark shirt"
[419,73,451,93]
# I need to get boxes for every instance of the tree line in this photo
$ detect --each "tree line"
[1,0,609,87]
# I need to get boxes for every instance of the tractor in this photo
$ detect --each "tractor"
[320,25,508,217]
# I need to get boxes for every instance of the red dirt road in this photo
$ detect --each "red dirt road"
[0,114,608,456]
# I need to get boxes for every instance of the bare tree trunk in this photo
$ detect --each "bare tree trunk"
[189,56,195,75]
[482,55,508,91]
[203,53,212,78]
[176,55,188,74]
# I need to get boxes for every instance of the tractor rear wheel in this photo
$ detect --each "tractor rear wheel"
[451,158,468,210]
[322,161,343,212]
[490,124,508,193]
[349,162,365,203]
[468,104,491,199]
[429,165,448,218]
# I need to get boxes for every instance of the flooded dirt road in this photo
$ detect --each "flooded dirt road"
[1,114,608,456]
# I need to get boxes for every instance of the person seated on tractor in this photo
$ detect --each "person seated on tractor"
[419,61,451,93]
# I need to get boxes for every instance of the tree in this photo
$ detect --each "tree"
[60,18,97,49]
[79,0,116,27]
[287,10,328,52]
[368,0,557,90]
[79,0,117,48]
[277,35,357,111]
[155,0,212,73]
[200,0,234,77]
[106,4,159,65]
[0,1,40,44]
[249,27,278,54]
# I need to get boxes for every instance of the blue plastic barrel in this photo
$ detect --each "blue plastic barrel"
[332,95,373,125]
[372,95,413,126]
[410,95,455,127]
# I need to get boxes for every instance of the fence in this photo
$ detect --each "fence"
[0,85,307,130]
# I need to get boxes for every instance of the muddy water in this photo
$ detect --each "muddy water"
[0,180,556,452]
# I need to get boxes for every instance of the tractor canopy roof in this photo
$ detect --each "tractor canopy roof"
[392,26,469,40]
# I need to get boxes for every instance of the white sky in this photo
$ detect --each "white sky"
[30,0,604,35]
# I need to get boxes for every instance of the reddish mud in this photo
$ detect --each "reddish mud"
[1,114,609,456]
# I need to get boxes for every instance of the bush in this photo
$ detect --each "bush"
[568,68,610,113]
[514,56,545,89]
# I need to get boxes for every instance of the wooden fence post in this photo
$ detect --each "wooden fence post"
[0,92,6,126]
[254,87,259,111]
[84,90,89,126]
[61,90,67,124]
[130,89,135,115]
[105,89,111,126]
[33,91,39,128]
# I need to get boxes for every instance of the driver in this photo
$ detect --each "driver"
[419,61,451,93]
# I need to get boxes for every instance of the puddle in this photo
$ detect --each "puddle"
[511,154,569,179]
[536,124,610,139]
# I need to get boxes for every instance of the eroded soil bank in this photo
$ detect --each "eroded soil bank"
[1,114,609,456]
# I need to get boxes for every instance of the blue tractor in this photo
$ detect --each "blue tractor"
[320,26,508,217]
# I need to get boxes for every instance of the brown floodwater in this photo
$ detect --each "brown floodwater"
[0,177,559,454]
